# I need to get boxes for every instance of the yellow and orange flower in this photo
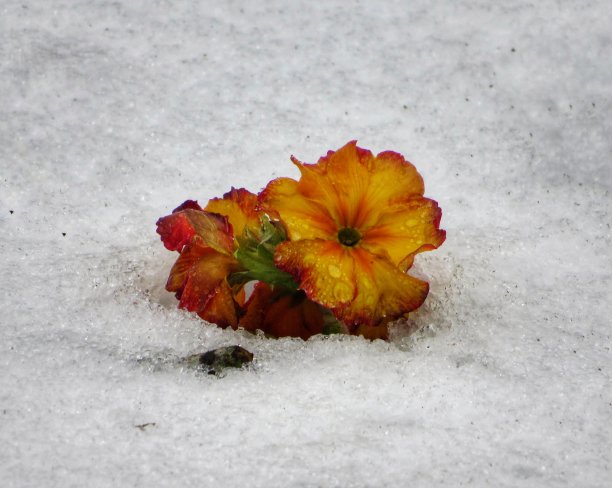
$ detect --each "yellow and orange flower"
[157,141,445,341]
[156,188,260,328]
[259,141,445,334]
[156,188,329,339]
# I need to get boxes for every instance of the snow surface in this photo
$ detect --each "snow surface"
[1,0,611,486]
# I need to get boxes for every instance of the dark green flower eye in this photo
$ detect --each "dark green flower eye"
[337,227,361,247]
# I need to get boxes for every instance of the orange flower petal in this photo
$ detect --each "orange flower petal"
[275,240,429,327]
[274,239,357,309]
[198,285,240,329]
[367,149,424,205]
[156,208,234,254]
[260,142,428,238]
[290,142,373,228]
[353,323,390,341]
[237,282,273,333]
[259,177,337,240]
[204,187,260,238]
[239,283,325,340]
[166,237,240,328]
[294,141,425,228]
[262,289,325,340]
[343,248,429,327]
[361,197,446,270]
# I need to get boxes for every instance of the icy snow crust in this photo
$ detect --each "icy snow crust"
[1,1,611,486]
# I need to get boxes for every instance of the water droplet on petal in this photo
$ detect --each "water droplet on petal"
[328,264,341,278]
[333,282,352,302]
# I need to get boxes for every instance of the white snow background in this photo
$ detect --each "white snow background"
[1,1,611,486]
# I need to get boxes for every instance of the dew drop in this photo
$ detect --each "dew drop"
[328,264,341,278]
[333,282,352,302]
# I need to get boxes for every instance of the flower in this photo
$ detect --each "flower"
[238,283,326,340]
[157,142,445,341]
[157,188,328,339]
[259,140,445,332]
[204,187,261,238]
[156,188,260,328]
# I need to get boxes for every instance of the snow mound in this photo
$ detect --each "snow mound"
[1,1,610,486]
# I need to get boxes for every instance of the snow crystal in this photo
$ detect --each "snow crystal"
[1,1,610,486]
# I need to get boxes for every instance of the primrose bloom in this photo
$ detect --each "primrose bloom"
[156,188,259,328]
[157,188,328,339]
[259,141,445,331]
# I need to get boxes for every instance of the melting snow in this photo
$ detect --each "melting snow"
[1,1,610,486]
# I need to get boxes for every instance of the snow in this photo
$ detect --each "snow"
[1,0,610,486]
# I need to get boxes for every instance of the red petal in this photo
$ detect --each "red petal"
[239,283,325,340]
[238,282,274,333]
[156,212,197,252]
[166,238,240,328]
[156,208,234,254]
[262,289,325,340]
[173,200,202,212]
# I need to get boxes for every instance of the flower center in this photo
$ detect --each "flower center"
[337,227,361,247]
